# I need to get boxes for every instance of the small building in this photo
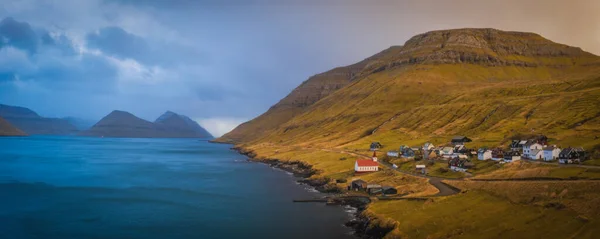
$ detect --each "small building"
[423,142,435,151]
[451,136,472,146]
[440,147,454,158]
[351,179,367,191]
[402,147,416,158]
[477,148,492,160]
[491,148,504,161]
[370,142,382,151]
[387,151,399,157]
[523,141,544,159]
[366,184,382,194]
[381,186,398,195]
[510,140,521,151]
[529,149,543,160]
[543,146,561,161]
[558,147,586,164]
[355,159,379,172]
[503,151,521,163]
[416,164,426,174]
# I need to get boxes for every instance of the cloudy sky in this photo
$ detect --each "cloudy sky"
[0,0,598,136]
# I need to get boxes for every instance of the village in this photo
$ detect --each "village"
[350,135,589,195]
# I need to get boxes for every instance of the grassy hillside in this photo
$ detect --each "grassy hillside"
[220,28,600,154]
[219,28,600,238]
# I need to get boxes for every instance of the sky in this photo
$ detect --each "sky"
[0,0,598,137]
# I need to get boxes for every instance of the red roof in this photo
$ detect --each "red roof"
[356,159,379,167]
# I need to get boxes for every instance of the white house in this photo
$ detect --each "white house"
[543,146,561,161]
[523,141,544,159]
[441,147,454,158]
[387,151,399,157]
[477,148,492,160]
[503,151,521,163]
[355,160,379,172]
[423,142,435,151]
[529,149,543,160]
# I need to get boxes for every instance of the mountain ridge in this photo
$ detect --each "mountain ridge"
[216,28,600,153]
[80,110,212,138]
[0,104,78,135]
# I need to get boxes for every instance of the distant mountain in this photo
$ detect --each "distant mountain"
[62,117,95,131]
[79,110,212,138]
[154,111,213,138]
[0,116,26,136]
[0,104,78,135]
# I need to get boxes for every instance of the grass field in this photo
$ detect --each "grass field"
[368,191,596,239]
[473,161,600,179]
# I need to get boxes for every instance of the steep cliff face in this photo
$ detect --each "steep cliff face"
[216,46,404,143]
[217,28,600,150]
[0,116,26,136]
[0,104,78,135]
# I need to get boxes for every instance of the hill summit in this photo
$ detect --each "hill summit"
[216,28,600,152]
[80,110,212,138]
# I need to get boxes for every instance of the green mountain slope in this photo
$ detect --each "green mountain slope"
[218,28,600,152]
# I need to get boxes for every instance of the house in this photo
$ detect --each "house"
[370,142,382,151]
[529,149,543,160]
[558,147,586,164]
[381,186,398,195]
[543,146,561,161]
[366,184,382,194]
[451,136,472,145]
[491,148,504,161]
[448,157,474,172]
[523,141,544,159]
[440,147,454,158]
[423,142,435,151]
[387,151,399,157]
[355,159,379,172]
[503,151,521,163]
[416,164,426,174]
[517,140,528,151]
[454,144,467,154]
[477,148,492,160]
[510,140,521,151]
[351,179,367,191]
[401,147,416,158]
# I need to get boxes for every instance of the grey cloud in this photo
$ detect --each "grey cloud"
[0,17,38,53]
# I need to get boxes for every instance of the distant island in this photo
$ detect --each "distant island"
[79,110,213,138]
[0,104,78,135]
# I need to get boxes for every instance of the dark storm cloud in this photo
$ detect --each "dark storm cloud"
[86,26,150,63]
[0,17,38,53]
[86,26,208,67]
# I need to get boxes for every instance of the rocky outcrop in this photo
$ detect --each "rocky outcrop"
[0,116,26,136]
[0,104,77,135]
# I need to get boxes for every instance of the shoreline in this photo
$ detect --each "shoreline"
[231,146,395,239]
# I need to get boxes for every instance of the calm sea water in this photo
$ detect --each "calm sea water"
[0,136,355,239]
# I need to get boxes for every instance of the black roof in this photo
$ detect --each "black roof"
[352,179,367,185]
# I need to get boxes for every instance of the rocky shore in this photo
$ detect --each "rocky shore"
[232,146,396,239]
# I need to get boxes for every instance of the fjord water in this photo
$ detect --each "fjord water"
[0,136,354,239]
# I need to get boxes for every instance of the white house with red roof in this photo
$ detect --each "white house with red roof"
[355,159,379,172]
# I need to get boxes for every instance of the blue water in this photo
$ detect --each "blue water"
[0,136,355,239]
